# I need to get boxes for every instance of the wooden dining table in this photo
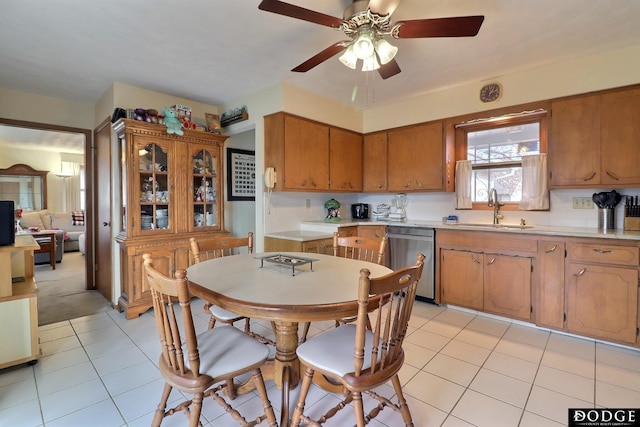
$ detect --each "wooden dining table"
[186,251,391,427]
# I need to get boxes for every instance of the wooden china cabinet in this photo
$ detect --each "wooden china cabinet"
[113,119,228,319]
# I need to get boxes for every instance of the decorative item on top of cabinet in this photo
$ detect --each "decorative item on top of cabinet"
[387,121,445,192]
[113,118,228,319]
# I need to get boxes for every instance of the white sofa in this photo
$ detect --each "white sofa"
[20,210,86,258]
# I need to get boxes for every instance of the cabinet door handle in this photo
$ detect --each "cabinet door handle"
[545,244,558,253]
[593,248,612,254]
[583,172,596,181]
[102,222,110,227]
[416,180,422,188]
[471,255,481,264]
[574,268,587,277]
[487,257,496,265]
[605,171,619,180]
[405,181,412,188]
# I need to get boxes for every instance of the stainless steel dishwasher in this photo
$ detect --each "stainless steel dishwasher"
[386,225,435,302]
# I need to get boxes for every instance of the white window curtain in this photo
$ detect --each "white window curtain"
[60,156,83,211]
[520,153,549,210]
[455,160,473,209]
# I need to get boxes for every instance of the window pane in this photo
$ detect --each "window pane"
[472,167,522,202]
[468,122,540,202]
[468,123,540,165]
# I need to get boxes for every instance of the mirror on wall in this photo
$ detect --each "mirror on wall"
[0,163,48,210]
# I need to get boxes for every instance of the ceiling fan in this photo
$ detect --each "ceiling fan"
[258,0,484,79]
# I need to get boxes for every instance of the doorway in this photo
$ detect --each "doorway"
[0,118,110,323]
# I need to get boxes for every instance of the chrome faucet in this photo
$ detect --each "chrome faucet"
[488,188,504,224]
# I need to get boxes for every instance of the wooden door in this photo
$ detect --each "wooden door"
[388,122,444,191]
[329,127,362,191]
[363,132,388,192]
[566,262,638,344]
[549,95,601,187]
[93,118,111,299]
[601,87,640,185]
[484,254,532,321]
[440,249,483,310]
[284,115,329,191]
[537,241,565,329]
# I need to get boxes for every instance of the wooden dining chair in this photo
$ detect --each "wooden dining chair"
[190,233,255,330]
[142,254,277,427]
[299,231,388,343]
[332,231,388,265]
[291,253,425,427]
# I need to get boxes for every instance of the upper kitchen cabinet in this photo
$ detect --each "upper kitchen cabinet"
[600,87,640,185]
[363,132,388,192]
[387,121,445,192]
[549,95,600,187]
[264,112,362,192]
[329,127,363,191]
[549,85,640,188]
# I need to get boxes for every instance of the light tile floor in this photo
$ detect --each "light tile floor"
[1,301,640,426]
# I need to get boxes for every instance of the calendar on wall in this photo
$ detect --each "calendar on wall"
[226,148,255,201]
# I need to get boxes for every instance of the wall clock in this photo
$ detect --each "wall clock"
[480,83,502,103]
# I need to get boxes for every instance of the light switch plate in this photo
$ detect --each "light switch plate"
[572,197,594,209]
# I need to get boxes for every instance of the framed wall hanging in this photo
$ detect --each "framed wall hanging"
[226,148,255,201]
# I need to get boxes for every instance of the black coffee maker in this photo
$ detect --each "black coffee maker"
[351,203,370,219]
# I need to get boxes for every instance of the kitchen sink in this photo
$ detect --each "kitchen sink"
[448,223,534,230]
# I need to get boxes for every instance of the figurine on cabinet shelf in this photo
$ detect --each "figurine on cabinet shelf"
[205,180,215,202]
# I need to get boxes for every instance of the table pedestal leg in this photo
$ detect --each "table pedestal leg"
[273,321,299,427]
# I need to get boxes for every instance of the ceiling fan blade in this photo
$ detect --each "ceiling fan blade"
[368,0,401,17]
[378,58,401,79]
[291,42,348,73]
[258,0,343,28]
[394,15,485,38]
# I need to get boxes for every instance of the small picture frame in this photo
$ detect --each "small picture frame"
[227,148,255,201]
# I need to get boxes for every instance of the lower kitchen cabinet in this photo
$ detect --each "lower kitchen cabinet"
[440,249,532,320]
[264,236,334,255]
[438,230,640,347]
[566,263,637,344]
[484,254,532,320]
[536,241,566,329]
[565,241,639,345]
[440,249,483,310]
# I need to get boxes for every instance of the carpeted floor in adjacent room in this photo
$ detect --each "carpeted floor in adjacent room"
[34,251,113,325]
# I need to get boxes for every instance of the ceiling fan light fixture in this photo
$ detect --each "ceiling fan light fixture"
[374,38,398,64]
[361,55,380,71]
[339,44,358,69]
[352,26,375,60]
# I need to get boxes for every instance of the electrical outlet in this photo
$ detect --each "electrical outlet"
[572,197,594,209]
[305,199,310,209]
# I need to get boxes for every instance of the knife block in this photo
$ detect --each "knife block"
[623,217,640,231]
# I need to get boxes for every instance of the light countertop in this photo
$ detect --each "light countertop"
[284,219,640,241]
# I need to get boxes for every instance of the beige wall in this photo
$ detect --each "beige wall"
[0,87,95,129]
[364,43,640,132]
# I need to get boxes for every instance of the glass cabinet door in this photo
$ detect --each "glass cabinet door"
[137,140,172,233]
[190,146,220,230]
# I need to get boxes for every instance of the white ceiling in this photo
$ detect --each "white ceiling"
[1,1,640,150]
